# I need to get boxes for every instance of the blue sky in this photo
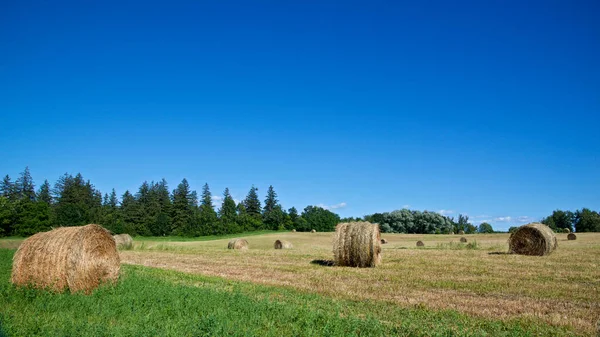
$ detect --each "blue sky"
[1,1,599,230]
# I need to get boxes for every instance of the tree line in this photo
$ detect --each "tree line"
[361,210,494,234]
[0,167,341,237]
[508,209,600,233]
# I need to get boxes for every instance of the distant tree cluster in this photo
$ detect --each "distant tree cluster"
[363,209,479,234]
[0,167,340,237]
[541,209,600,233]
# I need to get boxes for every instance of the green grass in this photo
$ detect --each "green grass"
[0,249,580,336]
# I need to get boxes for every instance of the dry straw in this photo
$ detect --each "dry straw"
[11,224,120,294]
[458,230,465,235]
[567,233,577,240]
[381,238,388,244]
[509,223,557,256]
[311,229,316,233]
[274,240,293,249]
[460,237,467,243]
[562,228,571,234]
[113,234,133,250]
[416,240,424,247]
[227,238,248,250]
[333,222,381,268]
[291,229,296,232]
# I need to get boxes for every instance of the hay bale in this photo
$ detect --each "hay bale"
[291,229,296,232]
[381,238,388,244]
[458,230,465,235]
[460,237,467,243]
[416,240,424,247]
[562,228,571,233]
[113,234,133,250]
[274,240,293,249]
[508,223,557,256]
[227,238,248,250]
[11,224,120,293]
[567,233,577,240]
[311,229,316,233]
[333,222,381,268]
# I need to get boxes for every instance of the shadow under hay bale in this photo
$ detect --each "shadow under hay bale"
[416,240,424,247]
[310,259,335,267]
[488,252,513,255]
[567,233,577,240]
[460,237,467,243]
[333,222,381,268]
[227,238,248,250]
[381,238,388,244]
[113,234,133,250]
[509,223,557,256]
[274,239,293,249]
[11,224,120,294]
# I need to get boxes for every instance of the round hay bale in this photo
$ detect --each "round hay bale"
[113,234,133,250]
[227,238,248,250]
[333,222,381,268]
[458,230,465,235]
[508,223,557,256]
[416,240,424,247]
[381,238,388,244]
[274,240,293,249]
[562,228,571,234]
[311,229,316,233]
[460,237,467,243]
[11,224,120,293]
[567,233,577,240]
[291,229,296,232]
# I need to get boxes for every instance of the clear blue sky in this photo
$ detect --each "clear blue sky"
[1,1,599,231]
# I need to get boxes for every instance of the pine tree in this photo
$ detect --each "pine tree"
[288,207,298,223]
[198,183,219,235]
[0,175,16,199]
[219,188,239,234]
[120,190,140,234]
[53,173,102,227]
[243,186,262,228]
[263,185,283,230]
[37,180,52,205]
[102,188,120,234]
[171,179,196,236]
[15,167,36,201]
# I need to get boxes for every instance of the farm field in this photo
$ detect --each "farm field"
[1,232,599,336]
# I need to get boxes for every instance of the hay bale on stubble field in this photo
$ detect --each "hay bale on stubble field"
[311,229,316,233]
[113,234,133,250]
[567,233,577,240]
[333,222,381,268]
[291,229,296,232]
[460,237,467,243]
[509,223,557,256]
[228,238,248,250]
[562,228,571,233]
[381,238,388,244]
[274,240,293,249]
[416,240,424,247]
[11,224,120,294]
[458,230,465,235]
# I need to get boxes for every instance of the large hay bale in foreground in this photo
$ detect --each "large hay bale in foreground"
[509,223,557,256]
[274,240,293,249]
[416,240,424,247]
[11,224,120,293]
[333,222,381,268]
[113,234,133,250]
[567,233,577,240]
[228,238,248,250]
[460,237,467,243]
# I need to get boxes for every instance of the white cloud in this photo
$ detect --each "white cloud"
[318,202,347,210]
[493,216,513,222]
[438,209,454,216]
[517,216,533,223]
[402,204,411,209]
[212,195,223,202]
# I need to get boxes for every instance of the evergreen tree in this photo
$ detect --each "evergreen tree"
[15,167,36,201]
[53,173,102,227]
[243,185,262,228]
[262,185,284,230]
[171,179,196,236]
[149,179,172,236]
[288,207,298,223]
[132,181,152,235]
[198,183,219,235]
[102,188,121,234]
[219,188,239,234]
[0,197,16,236]
[0,175,16,200]
[120,190,139,234]
[37,180,52,205]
